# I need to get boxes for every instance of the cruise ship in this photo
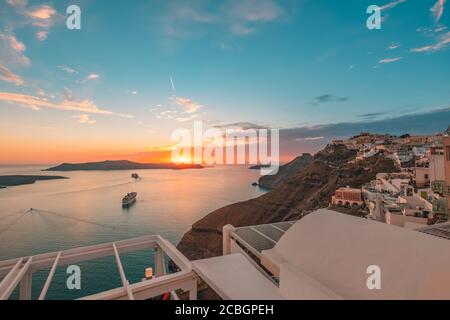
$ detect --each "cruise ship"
[122,192,137,207]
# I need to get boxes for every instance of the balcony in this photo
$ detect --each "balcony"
[0,235,197,300]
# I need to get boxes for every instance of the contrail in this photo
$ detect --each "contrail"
[170,76,176,91]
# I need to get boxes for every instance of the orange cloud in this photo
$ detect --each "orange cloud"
[0,92,134,118]
[170,96,202,113]
[28,4,56,20]
[0,64,24,86]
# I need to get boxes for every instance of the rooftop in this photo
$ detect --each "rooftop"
[2,209,450,300]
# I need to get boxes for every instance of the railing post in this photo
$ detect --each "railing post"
[222,224,236,255]
[188,278,197,300]
[19,272,32,300]
[155,246,166,277]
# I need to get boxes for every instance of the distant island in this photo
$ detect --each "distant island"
[248,164,272,170]
[44,160,204,171]
[0,175,68,188]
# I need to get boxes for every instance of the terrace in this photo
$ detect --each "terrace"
[2,209,450,300]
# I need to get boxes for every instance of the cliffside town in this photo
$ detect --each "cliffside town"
[176,127,450,299]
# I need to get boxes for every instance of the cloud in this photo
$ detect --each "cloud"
[27,4,56,27]
[85,73,100,81]
[213,121,268,130]
[158,109,178,120]
[0,92,134,118]
[431,0,446,23]
[6,0,27,7]
[358,112,389,120]
[411,32,450,52]
[380,0,407,11]
[36,31,48,41]
[295,136,324,141]
[282,107,450,142]
[225,0,283,35]
[278,107,450,159]
[175,114,199,122]
[170,96,202,113]
[313,94,349,105]
[387,43,401,50]
[131,91,138,95]
[0,33,30,67]
[0,64,24,86]
[72,114,96,125]
[230,24,255,35]
[170,76,176,91]
[161,0,287,38]
[378,57,403,63]
[58,66,78,74]
[36,88,46,96]
[225,0,282,22]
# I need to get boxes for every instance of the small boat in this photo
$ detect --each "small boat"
[122,192,137,207]
[131,173,140,179]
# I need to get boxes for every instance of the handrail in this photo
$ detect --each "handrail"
[38,252,61,300]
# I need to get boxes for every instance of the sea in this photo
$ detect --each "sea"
[0,165,266,299]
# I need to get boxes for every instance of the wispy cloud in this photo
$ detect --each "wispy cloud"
[378,57,403,63]
[170,76,176,91]
[411,32,450,52]
[72,114,96,124]
[431,0,446,23]
[36,88,46,96]
[6,0,27,7]
[225,0,283,35]
[387,43,401,50]
[358,112,389,121]
[161,0,287,38]
[0,32,30,67]
[313,94,349,105]
[175,114,199,122]
[85,73,100,81]
[27,4,56,27]
[295,136,324,141]
[170,96,202,113]
[157,109,178,120]
[36,31,48,41]
[0,92,133,118]
[380,0,407,11]
[5,2,59,42]
[58,65,78,74]
[0,64,24,86]
[213,121,268,130]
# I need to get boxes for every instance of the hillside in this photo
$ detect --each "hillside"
[258,153,313,189]
[0,175,68,188]
[177,144,398,261]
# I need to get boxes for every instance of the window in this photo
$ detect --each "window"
[447,147,450,161]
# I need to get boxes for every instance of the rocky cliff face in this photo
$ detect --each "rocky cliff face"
[177,144,398,262]
[258,153,313,189]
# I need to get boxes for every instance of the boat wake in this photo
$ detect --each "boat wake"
[46,178,141,196]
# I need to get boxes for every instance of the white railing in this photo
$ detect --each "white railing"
[223,224,278,285]
[0,235,197,300]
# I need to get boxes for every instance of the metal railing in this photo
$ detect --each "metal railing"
[0,235,197,300]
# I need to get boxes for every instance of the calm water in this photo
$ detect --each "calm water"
[0,165,266,299]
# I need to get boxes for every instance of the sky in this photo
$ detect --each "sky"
[0,0,449,164]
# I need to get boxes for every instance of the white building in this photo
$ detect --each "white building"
[2,209,450,300]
